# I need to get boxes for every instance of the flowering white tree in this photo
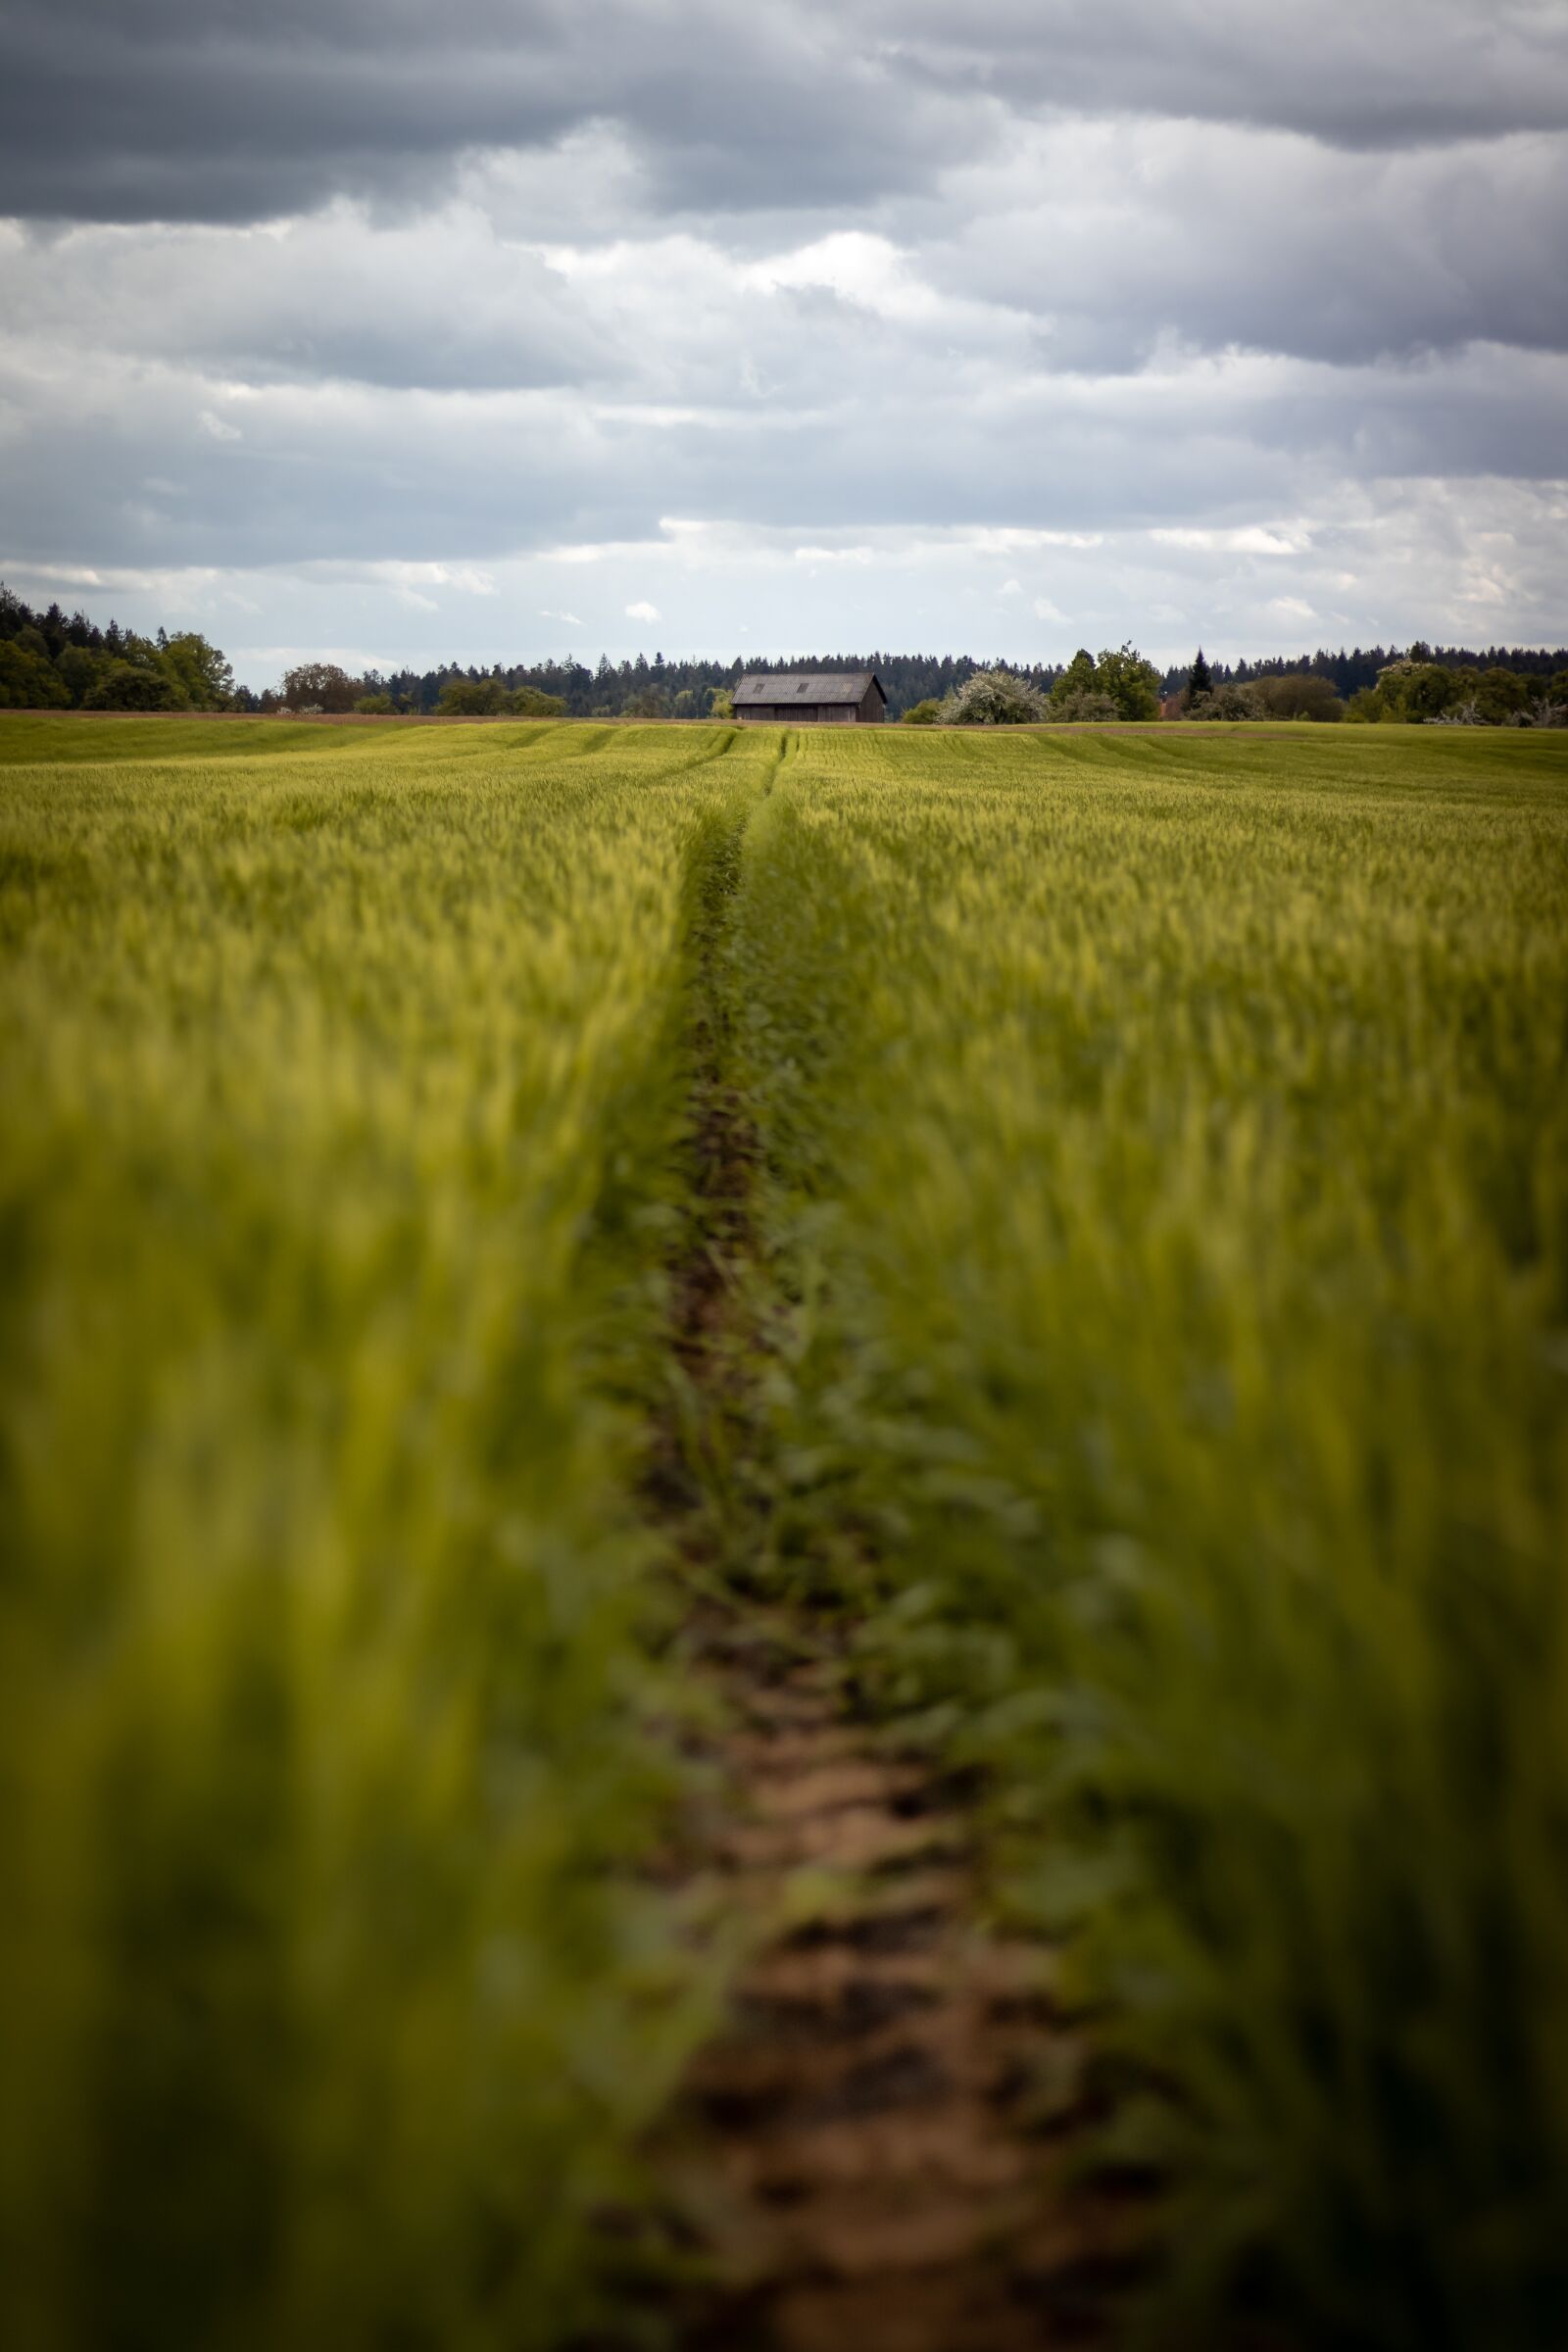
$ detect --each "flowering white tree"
[943,666,1048,724]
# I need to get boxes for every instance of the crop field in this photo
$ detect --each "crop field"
[2,711,1566,2350]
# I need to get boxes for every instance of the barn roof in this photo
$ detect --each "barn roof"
[733,670,886,706]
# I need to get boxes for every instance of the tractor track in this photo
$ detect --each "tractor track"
[644,799,1147,2352]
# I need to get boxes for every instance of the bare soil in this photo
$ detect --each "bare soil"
[667,1612,1147,2352]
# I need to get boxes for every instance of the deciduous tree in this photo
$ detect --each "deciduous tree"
[0,642,70,706]
[944,667,1047,724]
[1250,673,1345,721]
[158,632,234,709]
[280,661,359,713]
[1473,666,1532,724]
[1049,649,1098,710]
[1093,643,1161,721]
[83,661,185,710]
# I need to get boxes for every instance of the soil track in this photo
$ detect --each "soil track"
[672,1616,1144,2352]
[648,804,1145,2352]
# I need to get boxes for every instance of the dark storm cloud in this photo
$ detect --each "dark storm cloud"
[2,0,1565,227]
[892,0,1568,152]
[0,0,972,224]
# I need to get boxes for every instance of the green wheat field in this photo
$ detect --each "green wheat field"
[3,711,1566,2349]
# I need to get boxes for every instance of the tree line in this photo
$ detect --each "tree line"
[3,585,1565,726]
[1169,643,1568,726]
[264,650,1063,722]
[0,586,232,710]
[1169,642,1568,702]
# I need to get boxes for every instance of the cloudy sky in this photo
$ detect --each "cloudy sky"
[2,0,1566,687]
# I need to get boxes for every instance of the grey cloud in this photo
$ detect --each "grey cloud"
[0,213,622,392]
[3,0,1564,230]
[2,0,1563,664]
[5,315,1563,582]
[6,106,1561,442]
[0,1,976,225]
[927,122,1568,368]
[888,0,1568,152]
[0,2,575,223]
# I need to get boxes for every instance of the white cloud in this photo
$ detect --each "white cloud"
[1152,525,1306,555]
[740,231,949,325]
[379,561,497,596]
[196,408,240,441]
[624,599,660,622]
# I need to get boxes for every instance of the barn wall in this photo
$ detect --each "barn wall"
[735,684,886,723]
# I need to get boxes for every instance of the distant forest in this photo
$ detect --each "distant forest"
[3,582,1565,720]
[345,643,1568,721]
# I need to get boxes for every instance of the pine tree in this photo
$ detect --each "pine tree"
[1190,647,1212,700]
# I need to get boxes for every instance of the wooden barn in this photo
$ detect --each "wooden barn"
[732,670,887,724]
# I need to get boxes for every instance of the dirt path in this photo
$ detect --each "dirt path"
[672,1614,1144,2352]
[647,806,1145,2351]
